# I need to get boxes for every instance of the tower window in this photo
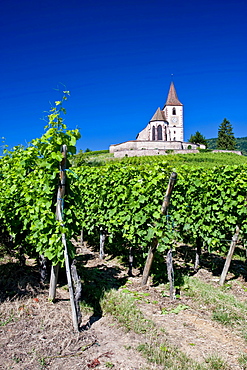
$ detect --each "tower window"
[152,126,155,141]
[172,108,176,115]
[157,125,162,140]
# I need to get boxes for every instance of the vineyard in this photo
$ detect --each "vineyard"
[73,158,247,256]
[1,96,247,368]
[2,146,247,285]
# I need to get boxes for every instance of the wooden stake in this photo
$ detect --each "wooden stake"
[63,234,79,331]
[49,145,66,301]
[99,229,106,260]
[39,254,48,283]
[71,259,82,326]
[219,225,240,286]
[166,249,175,300]
[49,264,59,301]
[141,238,157,285]
[194,236,202,271]
[48,145,79,331]
[128,246,134,277]
[141,172,177,286]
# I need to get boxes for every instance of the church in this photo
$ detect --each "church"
[109,82,205,157]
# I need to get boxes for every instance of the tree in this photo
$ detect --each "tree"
[217,118,236,150]
[189,131,208,148]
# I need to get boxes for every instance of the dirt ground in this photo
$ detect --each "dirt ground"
[0,243,247,370]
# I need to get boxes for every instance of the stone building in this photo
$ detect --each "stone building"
[137,82,183,142]
[109,82,205,157]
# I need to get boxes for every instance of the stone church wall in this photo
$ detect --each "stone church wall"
[109,140,202,153]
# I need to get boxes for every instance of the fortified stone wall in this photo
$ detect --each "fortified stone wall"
[109,140,202,153]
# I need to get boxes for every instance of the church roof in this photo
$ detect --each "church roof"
[150,107,166,122]
[164,82,183,106]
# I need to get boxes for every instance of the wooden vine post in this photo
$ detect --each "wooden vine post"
[194,236,202,271]
[141,172,177,286]
[219,225,240,286]
[99,228,106,260]
[48,145,79,331]
[166,249,175,300]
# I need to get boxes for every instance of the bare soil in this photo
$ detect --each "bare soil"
[0,244,247,370]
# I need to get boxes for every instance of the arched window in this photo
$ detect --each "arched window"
[164,126,167,141]
[172,107,176,115]
[152,126,156,141]
[157,125,162,140]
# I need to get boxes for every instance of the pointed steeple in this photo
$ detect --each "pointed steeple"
[164,82,183,106]
[150,108,166,122]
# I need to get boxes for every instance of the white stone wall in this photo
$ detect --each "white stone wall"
[109,140,204,153]
[136,124,150,140]
[164,105,183,142]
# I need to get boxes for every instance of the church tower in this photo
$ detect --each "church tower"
[110,81,206,155]
[163,82,183,142]
[136,82,184,142]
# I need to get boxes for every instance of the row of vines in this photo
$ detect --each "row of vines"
[0,92,81,265]
[0,93,247,282]
[72,162,247,264]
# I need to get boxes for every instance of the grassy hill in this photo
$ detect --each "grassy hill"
[73,150,247,168]
[73,137,247,167]
[207,137,247,155]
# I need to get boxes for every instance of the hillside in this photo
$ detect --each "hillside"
[207,137,247,155]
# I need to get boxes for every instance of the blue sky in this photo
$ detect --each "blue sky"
[1,0,246,152]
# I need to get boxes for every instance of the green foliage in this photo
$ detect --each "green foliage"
[72,149,111,167]
[207,138,216,149]
[208,136,247,155]
[73,162,178,262]
[83,149,109,156]
[161,304,190,314]
[189,131,208,147]
[0,91,81,264]
[116,151,247,168]
[198,148,212,153]
[235,136,247,155]
[72,154,247,263]
[171,164,247,253]
[217,118,236,150]
[2,106,247,276]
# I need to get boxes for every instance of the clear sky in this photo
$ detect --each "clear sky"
[1,0,246,152]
